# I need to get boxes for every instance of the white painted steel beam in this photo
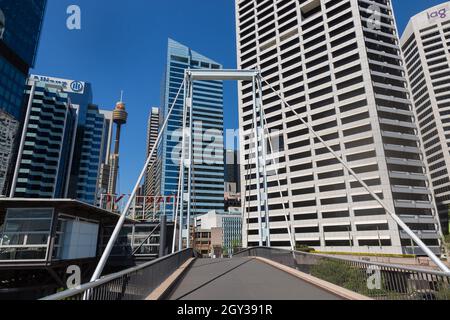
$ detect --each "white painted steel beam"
[186,69,258,81]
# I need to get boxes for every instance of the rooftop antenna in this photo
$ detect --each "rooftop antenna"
[120,90,124,102]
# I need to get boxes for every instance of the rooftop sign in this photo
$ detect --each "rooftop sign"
[427,7,448,20]
[30,74,85,95]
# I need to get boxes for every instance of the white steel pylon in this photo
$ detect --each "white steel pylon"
[175,69,272,250]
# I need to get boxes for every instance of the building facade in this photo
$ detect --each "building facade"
[0,0,47,195]
[68,104,111,205]
[144,107,161,199]
[225,149,242,211]
[159,39,225,220]
[11,75,111,204]
[401,2,450,235]
[96,110,114,203]
[194,210,242,255]
[236,0,442,255]
[10,78,77,198]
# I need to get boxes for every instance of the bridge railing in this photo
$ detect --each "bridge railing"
[41,249,194,300]
[235,247,450,300]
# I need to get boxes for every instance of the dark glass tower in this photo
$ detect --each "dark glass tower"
[11,74,112,204]
[10,78,77,198]
[0,0,47,195]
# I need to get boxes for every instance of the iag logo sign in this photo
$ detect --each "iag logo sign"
[427,7,448,20]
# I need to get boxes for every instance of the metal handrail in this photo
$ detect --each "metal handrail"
[235,247,450,277]
[41,248,193,300]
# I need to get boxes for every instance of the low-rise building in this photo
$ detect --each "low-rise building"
[194,210,242,256]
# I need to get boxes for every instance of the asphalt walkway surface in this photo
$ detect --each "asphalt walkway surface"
[166,257,343,300]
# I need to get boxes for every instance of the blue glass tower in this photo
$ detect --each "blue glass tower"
[11,78,77,198]
[0,0,47,195]
[69,103,109,205]
[159,39,225,220]
[13,74,111,204]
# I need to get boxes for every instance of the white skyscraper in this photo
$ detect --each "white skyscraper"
[144,107,161,198]
[401,2,450,236]
[236,0,442,255]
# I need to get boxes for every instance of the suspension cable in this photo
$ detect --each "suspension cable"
[91,79,186,282]
[242,110,256,249]
[259,92,295,251]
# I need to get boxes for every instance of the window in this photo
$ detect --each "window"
[0,208,53,261]
[53,215,99,260]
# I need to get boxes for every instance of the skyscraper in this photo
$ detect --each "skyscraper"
[10,77,77,198]
[159,39,225,220]
[97,110,114,201]
[68,103,112,205]
[401,2,450,235]
[0,0,47,195]
[225,149,241,192]
[236,0,442,255]
[11,74,112,204]
[224,149,241,211]
[144,107,160,198]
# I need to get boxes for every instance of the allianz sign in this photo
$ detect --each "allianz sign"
[427,7,448,19]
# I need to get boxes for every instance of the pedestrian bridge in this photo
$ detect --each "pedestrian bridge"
[42,247,450,301]
[161,257,349,300]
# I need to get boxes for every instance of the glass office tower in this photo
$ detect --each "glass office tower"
[0,0,47,195]
[69,104,110,205]
[12,74,111,204]
[10,78,77,198]
[159,39,225,220]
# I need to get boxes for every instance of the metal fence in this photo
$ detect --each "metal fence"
[235,247,450,300]
[41,249,194,300]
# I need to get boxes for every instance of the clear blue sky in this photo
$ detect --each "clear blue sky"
[32,0,447,194]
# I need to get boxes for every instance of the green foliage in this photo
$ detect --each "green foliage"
[310,259,390,298]
[222,247,229,256]
[296,245,315,253]
[435,283,450,300]
[310,259,450,300]
[231,239,242,248]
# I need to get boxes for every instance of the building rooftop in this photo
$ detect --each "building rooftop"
[0,198,137,225]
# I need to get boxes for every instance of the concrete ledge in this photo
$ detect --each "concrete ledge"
[146,258,196,300]
[254,257,372,301]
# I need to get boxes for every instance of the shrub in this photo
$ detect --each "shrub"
[296,245,315,253]
[310,258,391,298]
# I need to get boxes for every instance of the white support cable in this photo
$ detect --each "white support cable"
[172,177,182,253]
[178,78,189,251]
[259,88,296,251]
[261,76,450,274]
[252,78,264,246]
[256,77,271,247]
[90,79,186,282]
[242,117,255,249]
[173,113,187,253]
[186,76,194,249]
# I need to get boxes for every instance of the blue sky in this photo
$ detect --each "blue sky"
[32,0,447,194]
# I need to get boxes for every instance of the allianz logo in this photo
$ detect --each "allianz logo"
[427,7,448,19]
[70,81,84,92]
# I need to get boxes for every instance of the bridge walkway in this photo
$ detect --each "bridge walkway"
[166,257,343,300]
